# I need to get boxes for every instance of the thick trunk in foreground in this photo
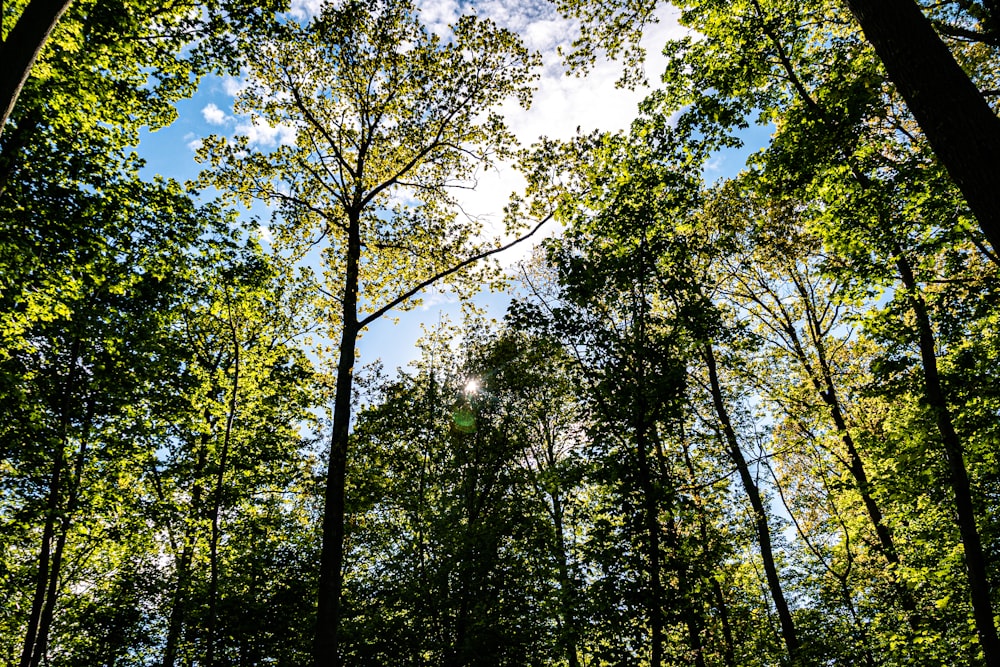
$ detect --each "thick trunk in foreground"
[0,0,74,135]
[895,251,1000,665]
[843,0,1000,253]
[703,342,801,663]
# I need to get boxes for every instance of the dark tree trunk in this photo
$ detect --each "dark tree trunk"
[633,426,666,666]
[709,576,737,667]
[19,451,63,667]
[18,337,83,667]
[681,435,736,667]
[163,429,210,667]
[206,338,239,667]
[703,342,801,663]
[772,276,919,625]
[653,431,706,667]
[548,477,581,667]
[0,0,74,134]
[313,212,362,667]
[894,250,1000,665]
[843,0,1000,253]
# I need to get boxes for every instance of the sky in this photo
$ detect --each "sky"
[137,0,772,377]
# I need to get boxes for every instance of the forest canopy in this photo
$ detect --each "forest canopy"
[2,0,999,666]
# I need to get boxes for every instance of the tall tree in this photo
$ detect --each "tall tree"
[198,2,541,663]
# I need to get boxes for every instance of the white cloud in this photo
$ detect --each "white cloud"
[419,0,460,36]
[221,75,248,97]
[202,102,229,125]
[235,118,298,147]
[184,132,203,152]
[404,0,686,269]
[418,283,459,310]
[289,0,327,20]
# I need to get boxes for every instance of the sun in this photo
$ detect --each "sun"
[464,378,481,395]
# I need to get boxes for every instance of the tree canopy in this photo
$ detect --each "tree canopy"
[2,0,1000,666]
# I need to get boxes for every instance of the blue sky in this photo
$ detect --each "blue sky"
[135,0,772,378]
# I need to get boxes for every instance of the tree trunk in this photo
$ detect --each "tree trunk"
[18,451,63,667]
[29,432,84,667]
[206,308,242,667]
[843,0,1000,253]
[313,211,362,667]
[162,429,210,667]
[18,336,83,667]
[774,277,919,625]
[0,0,74,135]
[633,425,666,666]
[547,470,581,667]
[681,434,736,667]
[894,250,1000,665]
[703,342,801,663]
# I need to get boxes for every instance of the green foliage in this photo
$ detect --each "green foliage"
[4,0,1000,664]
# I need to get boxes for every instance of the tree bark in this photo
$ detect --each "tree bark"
[18,336,82,667]
[703,342,801,663]
[0,0,74,135]
[843,0,1000,254]
[313,211,362,667]
[894,250,1000,665]
[206,312,240,667]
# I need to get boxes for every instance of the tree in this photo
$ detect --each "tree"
[198,2,541,663]
[0,175,212,667]
[840,0,1000,254]
[340,321,580,665]
[511,127,786,666]
[0,0,74,134]
[153,239,322,667]
[0,0,288,137]
[554,0,1000,252]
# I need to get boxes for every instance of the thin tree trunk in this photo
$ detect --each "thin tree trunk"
[771,275,919,624]
[709,576,737,667]
[842,0,1000,254]
[30,408,90,667]
[549,488,582,667]
[633,425,666,666]
[313,212,362,667]
[162,431,210,667]
[653,430,706,667]
[18,336,82,667]
[628,276,666,667]
[206,316,240,667]
[18,451,63,667]
[161,522,197,667]
[0,0,74,135]
[702,341,801,663]
[894,249,1000,665]
[680,434,737,667]
[538,423,582,667]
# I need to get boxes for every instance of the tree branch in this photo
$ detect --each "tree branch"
[358,212,553,328]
